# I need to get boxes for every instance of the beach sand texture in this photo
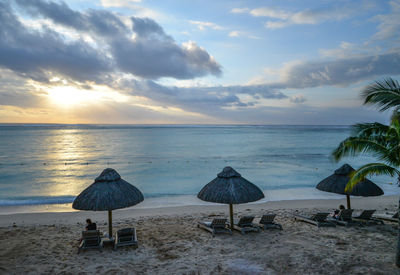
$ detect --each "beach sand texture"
[0,196,399,274]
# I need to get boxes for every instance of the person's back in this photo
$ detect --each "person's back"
[86,222,97,230]
[85,219,97,231]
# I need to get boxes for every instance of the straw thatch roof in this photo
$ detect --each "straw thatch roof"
[197,166,265,204]
[316,164,383,196]
[72,168,144,211]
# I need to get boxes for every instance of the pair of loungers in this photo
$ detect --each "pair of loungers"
[198,214,282,236]
[78,228,137,253]
[294,209,385,228]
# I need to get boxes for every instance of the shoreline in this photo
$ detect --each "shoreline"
[1,184,398,216]
[1,195,397,227]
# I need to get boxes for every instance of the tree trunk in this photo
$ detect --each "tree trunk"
[396,196,400,267]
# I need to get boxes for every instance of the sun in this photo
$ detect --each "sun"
[47,86,102,107]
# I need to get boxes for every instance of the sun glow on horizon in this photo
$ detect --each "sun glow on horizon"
[46,85,128,107]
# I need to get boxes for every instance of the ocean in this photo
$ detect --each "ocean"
[0,124,398,214]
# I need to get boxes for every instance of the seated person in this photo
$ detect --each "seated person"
[330,205,345,219]
[85,218,97,231]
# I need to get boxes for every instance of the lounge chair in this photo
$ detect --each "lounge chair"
[293,212,335,227]
[114,228,138,249]
[197,218,232,236]
[257,214,283,230]
[233,216,261,235]
[374,212,398,223]
[78,230,103,254]
[352,210,384,225]
[327,209,360,226]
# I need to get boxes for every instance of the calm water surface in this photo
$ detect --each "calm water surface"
[0,125,398,211]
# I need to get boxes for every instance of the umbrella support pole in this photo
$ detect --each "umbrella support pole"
[229,204,234,230]
[108,210,112,238]
[346,195,351,209]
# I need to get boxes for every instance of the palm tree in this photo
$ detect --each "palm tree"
[332,77,400,267]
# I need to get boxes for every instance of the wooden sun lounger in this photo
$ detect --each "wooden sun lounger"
[293,212,336,227]
[352,210,384,225]
[197,218,232,236]
[78,230,103,254]
[257,214,283,230]
[327,209,361,227]
[114,228,138,250]
[374,212,398,223]
[233,216,261,235]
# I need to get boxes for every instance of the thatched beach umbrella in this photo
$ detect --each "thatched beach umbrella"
[316,164,383,209]
[198,166,265,230]
[73,168,144,238]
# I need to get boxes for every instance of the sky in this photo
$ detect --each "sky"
[0,0,399,124]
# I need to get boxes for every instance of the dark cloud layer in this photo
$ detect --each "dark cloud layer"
[0,1,111,83]
[117,79,287,113]
[10,0,221,80]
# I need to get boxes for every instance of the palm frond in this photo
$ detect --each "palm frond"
[351,122,389,137]
[362,77,400,112]
[332,137,393,163]
[345,163,399,192]
[390,107,400,124]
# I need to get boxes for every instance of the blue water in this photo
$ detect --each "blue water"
[0,124,398,211]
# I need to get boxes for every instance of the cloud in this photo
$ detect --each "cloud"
[373,0,400,41]
[319,41,359,58]
[0,69,47,108]
[228,30,260,39]
[250,7,290,19]
[229,31,240,37]
[5,0,221,81]
[99,0,158,18]
[101,0,142,7]
[279,51,400,88]
[215,105,390,125]
[189,20,225,31]
[230,8,250,14]
[289,94,306,104]
[233,1,375,29]
[114,79,287,116]
[111,18,222,79]
[0,1,112,83]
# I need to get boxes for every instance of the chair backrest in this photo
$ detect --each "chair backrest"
[117,228,135,243]
[358,210,375,219]
[117,228,135,237]
[82,230,100,238]
[210,218,227,228]
[260,214,276,224]
[238,216,255,227]
[311,213,329,222]
[81,230,101,246]
[338,209,353,221]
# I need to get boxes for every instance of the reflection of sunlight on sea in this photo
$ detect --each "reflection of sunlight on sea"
[37,129,100,197]
[0,125,399,214]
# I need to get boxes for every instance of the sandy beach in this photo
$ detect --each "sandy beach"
[0,195,398,274]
